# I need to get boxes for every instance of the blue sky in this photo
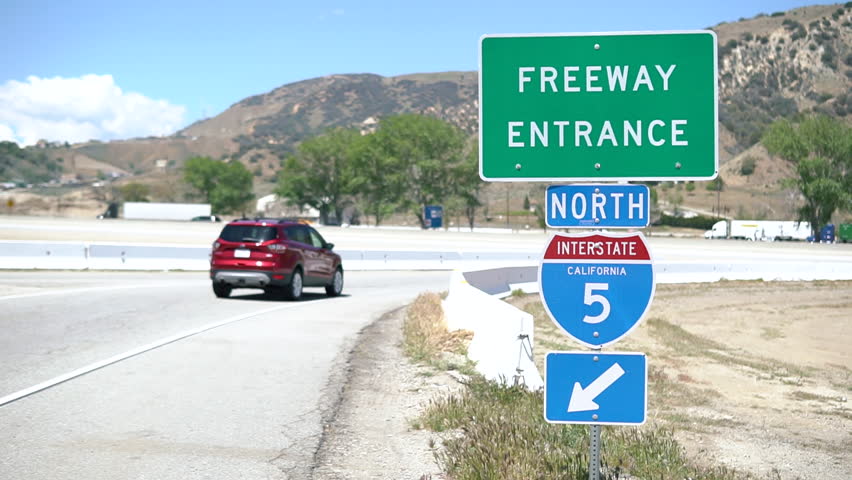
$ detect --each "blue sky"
[0,0,825,145]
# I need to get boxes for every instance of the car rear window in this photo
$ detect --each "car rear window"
[219,225,278,243]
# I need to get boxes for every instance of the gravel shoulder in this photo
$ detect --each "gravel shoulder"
[312,307,461,480]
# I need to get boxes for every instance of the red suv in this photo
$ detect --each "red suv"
[210,218,343,300]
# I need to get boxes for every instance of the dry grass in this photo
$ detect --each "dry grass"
[407,292,751,479]
[402,292,473,368]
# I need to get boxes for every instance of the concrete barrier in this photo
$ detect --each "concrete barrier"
[0,241,89,270]
[442,270,543,390]
[1,241,851,280]
[87,243,211,271]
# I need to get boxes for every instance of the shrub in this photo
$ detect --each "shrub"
[771,11,785,17]
[822,49,838,69]
[658,213,718,230]
[706,176,725,192]
[740,156,756,176]
[782,19,802,30]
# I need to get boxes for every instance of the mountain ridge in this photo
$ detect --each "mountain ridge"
[3,3,850,221]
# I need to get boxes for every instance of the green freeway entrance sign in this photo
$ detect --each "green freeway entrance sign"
[479,31,718,181]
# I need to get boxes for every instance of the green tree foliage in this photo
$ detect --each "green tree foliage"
[183,156,222,203]
[271,114,482,227]
[763,115,852,236]
[276,127,361,225]
[705,175,725,192]
[211,162,255,215]
[0,141,62,183]
[448,139,482,230]
[119,182,150,202]
[362,114,473,228]
[183,156,254,214]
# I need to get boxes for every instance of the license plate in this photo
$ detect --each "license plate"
[234,249,251,258]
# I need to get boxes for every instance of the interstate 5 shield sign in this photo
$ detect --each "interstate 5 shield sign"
[538,232,655,348]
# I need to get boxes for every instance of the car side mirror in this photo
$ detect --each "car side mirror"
[324,242,334,250]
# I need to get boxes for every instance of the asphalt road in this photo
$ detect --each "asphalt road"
[0,270,450,479]
[1,216,850,480]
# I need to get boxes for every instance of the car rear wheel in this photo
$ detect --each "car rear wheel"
[212,282,232,298]
[284,269,303,301]
[326,268,343,297]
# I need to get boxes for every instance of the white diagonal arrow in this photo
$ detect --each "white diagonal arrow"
[567,363,625,412]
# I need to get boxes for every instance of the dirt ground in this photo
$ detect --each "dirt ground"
[520,281,852,480]
[317,281,851,479]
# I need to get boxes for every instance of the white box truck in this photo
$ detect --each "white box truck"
[123,202,212,221]
[704,220,811,241]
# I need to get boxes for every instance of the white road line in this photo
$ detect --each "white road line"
[0,281,209,302]
[0,303,298,407]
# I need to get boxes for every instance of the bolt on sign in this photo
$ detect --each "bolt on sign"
[479,31,718,181]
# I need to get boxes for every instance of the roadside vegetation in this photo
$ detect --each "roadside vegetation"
[276,114,481,228]
[402,293,750,480]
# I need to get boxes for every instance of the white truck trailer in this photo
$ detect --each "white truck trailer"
[122,202,212,221]
[704,220,812,241]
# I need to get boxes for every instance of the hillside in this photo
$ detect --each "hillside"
[3,3,850,223]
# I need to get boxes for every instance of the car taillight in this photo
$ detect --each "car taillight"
[268,243,287,252]
[213,241,221,249]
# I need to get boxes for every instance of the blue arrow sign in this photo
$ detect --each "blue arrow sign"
[539,232,655,348]
[546,184,650,228]
[544,351,647,425]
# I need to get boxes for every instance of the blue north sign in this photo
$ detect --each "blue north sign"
[538,232,655,348]
[545,351,647,425]
[545,184,650,228]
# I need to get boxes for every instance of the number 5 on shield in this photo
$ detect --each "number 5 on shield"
[583,283,610,324]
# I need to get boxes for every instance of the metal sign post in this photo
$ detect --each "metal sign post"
[589,424,601,480]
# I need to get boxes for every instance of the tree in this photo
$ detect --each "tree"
[453,139,483,231]
[276,128,361,225]
[211,162,255,215]
[351,134,401,226]
[183,156,222,204]
[183,156,255,214]
[763,115,852,236]
[364,114,469,228]
[119,182,150,202]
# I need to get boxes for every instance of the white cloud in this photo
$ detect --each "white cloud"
[0,74,186,146]
[0,124,15,143]
[332,8,344,16]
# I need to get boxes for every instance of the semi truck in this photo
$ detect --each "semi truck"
[104,202,212,221]
[704,220,811,241]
